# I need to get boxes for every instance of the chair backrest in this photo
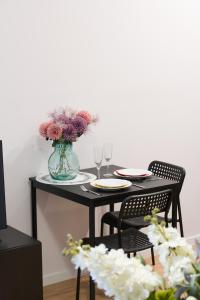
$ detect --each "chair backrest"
[118,189,172,226]
[0,140,7,230]
[148,160,185,194]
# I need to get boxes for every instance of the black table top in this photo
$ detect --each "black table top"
[29,165,179,207]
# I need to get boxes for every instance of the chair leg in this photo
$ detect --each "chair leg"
[76,267,81,300]
[100,220,104,236]
[127,253,130,258]
[109,225,114,235]
[177,199,184,237]
[101,220,115,236]
[151,247,155,265]
[133,252,136,257]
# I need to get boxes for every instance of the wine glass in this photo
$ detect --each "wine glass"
[93,146,103,179]
[103,143,113,177]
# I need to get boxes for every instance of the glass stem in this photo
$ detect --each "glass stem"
[97,167,100,179]
[106,161,110,174]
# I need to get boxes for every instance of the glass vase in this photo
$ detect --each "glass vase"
[48,142,80,181]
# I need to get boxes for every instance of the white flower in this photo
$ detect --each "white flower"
[148,224,181,247]
[168,256,194,285]
[147,223,196,287]
[147,224,165,246]
[71,245,161,300]
[148,224,195,258]
[71,243,107,270]
[66,219,200,300]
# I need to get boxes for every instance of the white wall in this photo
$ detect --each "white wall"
[0,0,200,285]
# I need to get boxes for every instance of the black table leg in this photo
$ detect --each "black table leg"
[31,182,37,239]
[89,204,95,300]
[109,203,114,234]
[109,204,114,212]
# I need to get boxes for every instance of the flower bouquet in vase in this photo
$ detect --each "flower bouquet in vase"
[39,107,97,181]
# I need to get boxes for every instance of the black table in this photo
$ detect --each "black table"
[29,165,179,300]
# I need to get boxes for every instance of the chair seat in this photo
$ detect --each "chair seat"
[82,228,153,253]
[102,211,172,230]
[102,211,150,229]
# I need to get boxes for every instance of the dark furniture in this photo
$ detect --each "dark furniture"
[76,189,172,300]
[101,187,172,237]
[101,161,185,238]
[148,161,185,236]
[29,165,179,300]
[0,141,7,230]
[0,140,43,300]
[0,226,43,300]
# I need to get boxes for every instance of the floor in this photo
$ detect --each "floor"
[43,276,109,300]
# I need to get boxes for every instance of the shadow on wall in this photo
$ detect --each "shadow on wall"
[37,192,89,246]
[3,136,51,231]
[5,136,50,177]
[37,190,90,279]
[37,191,105,246]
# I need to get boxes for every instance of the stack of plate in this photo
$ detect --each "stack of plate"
[36,172,97,185]
[114,168,152,179]
[90,178,132,191]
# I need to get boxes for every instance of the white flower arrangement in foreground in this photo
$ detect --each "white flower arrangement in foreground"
[63,209,200,300]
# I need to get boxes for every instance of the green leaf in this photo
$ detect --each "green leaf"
[147,289,176,300]
[147,291,156,300]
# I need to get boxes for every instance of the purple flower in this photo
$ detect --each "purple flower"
[56,114,70,125]
[49,108,65,121]
[63,124,77,142]
[72,116,87,136]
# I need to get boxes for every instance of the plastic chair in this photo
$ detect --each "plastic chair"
[148,161,185,236]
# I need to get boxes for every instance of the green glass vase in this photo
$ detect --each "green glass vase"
[48,142,80,180]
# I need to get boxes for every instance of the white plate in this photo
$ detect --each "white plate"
[115,169,152,178]
[90,178,132,191]
[36,172,97,185]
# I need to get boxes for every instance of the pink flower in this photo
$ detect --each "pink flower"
[39,107,97,143]
[76,111,92,125]
[47,123,63,140]
[39,121,53,137]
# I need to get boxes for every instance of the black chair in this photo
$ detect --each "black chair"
[101,161,185,237]
[76,189,172,300]
[148,161,185,236]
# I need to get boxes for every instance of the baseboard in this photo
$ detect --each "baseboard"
[43,233,200,286]
[43,269,74,286]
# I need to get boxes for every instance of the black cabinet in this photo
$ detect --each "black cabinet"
[0,226,43,300]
